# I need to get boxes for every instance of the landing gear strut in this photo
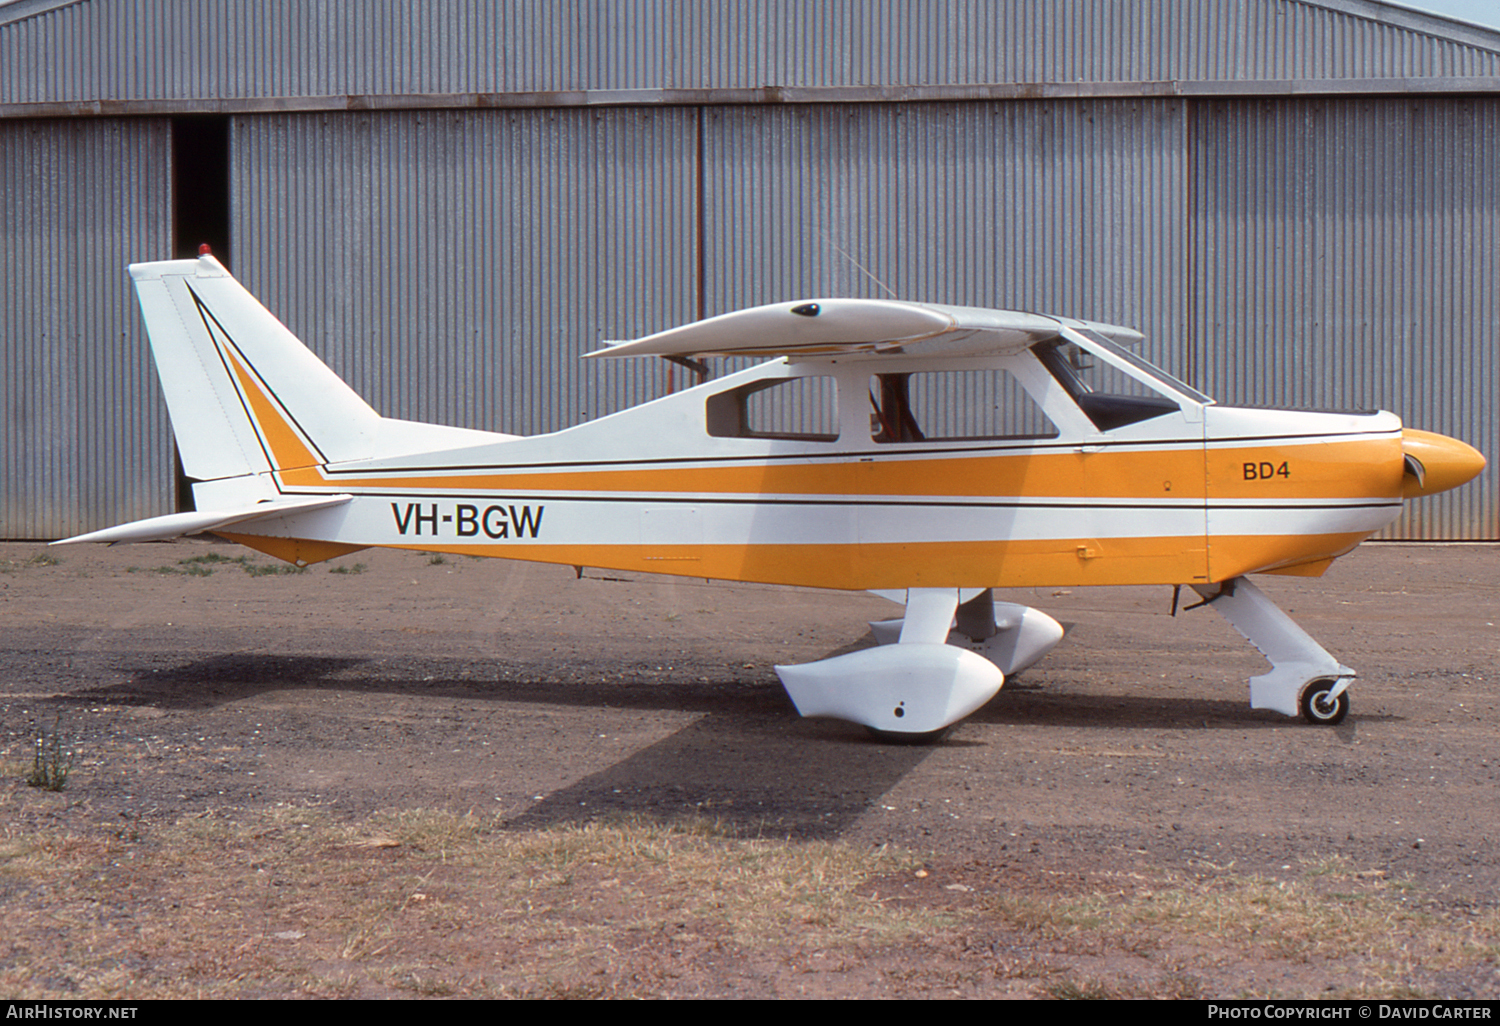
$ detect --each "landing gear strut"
[1191,576,1356,725]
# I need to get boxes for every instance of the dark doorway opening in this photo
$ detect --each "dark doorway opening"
[171,116,232,510]
[172,116,231,263]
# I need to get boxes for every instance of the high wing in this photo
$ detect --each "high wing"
[586,298,1143,361]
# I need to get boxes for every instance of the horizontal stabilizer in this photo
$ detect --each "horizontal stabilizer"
[52,495,353,546]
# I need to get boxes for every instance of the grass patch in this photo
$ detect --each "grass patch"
[0,809,935,999]
[179,552,243,565]
[970,860,1500,999]
[1,802,1494,999]
[241,562,307,576]
[427,554,447,566]
[328,562,368,575]
[142,553,310,577]
[185,552,306,576]
[126,553,307,577]
[1044,976,1119,999]
[24,715,74,791]
[2,552,62,572]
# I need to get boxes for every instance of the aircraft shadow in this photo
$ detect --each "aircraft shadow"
[37,649,1379,839]
[62,653,375,710]
[54,650,1395,733]
[52,651,941,840]
[61,651,783,715]
[504,715,936,841]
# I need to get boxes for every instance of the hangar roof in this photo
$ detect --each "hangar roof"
[3,0,1500,117]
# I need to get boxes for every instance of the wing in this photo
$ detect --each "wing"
[586,299,1142,361]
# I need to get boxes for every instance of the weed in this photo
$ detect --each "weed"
[427,554,447,566]
[1044,976,1116,999]
[27,553,61,567]
[180,552,243,565]
[1162,973,1205,999]
[25,715,74,791]
[152,552,306,576]
[388,971,458,997]
[1299,854,1358,880]
[329,562,368,575]
[153,563,214,576]
[242,562,307,577]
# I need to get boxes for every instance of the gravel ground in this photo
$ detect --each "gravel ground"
[2,538,1497,997]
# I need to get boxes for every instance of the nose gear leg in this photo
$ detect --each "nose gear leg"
[1190,576,1356,724]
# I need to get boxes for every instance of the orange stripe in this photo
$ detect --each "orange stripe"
[386,531,1368,588]
[220,346,323,473]
[368,537,1212,589]
[306,437,1401,503]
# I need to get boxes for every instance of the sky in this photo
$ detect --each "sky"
[1384,1,1500,29]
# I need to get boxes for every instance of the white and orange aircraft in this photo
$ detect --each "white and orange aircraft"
[58,254,1485,737]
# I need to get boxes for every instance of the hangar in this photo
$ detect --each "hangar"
[2,0,1496,540]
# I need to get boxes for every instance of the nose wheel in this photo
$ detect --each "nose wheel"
[1300,679,1350,725]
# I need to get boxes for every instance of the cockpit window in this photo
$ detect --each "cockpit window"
[706,375,839,441]
[1034,332,1204,431]
[871,370,1059,444]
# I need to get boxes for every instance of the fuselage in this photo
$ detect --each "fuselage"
[214,325,1441,589]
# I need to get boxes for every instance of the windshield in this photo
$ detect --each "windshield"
[1034,330,1209,431]
[1069,329,1213,405]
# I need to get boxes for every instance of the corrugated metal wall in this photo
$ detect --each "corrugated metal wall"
[0,117,174,538]
[232,102,1192,436]
[231,98,1497,539]
[2,0,1497,540]
[231,109,697,436]
[1191,96,1499,539]
[5,0,1500,109]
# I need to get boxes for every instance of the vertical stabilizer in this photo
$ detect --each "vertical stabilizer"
[129,255,383,481]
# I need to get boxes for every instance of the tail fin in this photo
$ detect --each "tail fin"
[57,255,506,551]
[131,255,509,497]
[129,255,382,484]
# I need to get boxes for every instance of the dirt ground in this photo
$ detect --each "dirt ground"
[2,538,1498,998]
